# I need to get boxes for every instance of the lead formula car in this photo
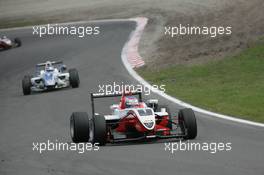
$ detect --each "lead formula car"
[22,60,80,95]
[70,91,197,145]
[0,36,21,50]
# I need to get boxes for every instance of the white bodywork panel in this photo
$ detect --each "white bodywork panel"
[154,111,168,116]
[104,115,120,120]
[30,68,70,91]
[104,107,162,130]
[0,38,12,46]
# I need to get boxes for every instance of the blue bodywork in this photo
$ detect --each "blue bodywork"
[44,70,56,86]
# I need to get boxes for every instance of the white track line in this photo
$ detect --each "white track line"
[2,18,263,127]
[122,17,264,128]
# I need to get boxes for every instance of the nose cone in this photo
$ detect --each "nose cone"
[143,120,155,129]
[44,72,56,86]
[138,115,156,130]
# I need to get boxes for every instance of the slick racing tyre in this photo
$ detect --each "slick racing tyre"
[22,75,31,95]
[89,115,107,146]
[178,108,197,139]
[70,112,90,143]
[157,105,172,129]
[69,68,80,88]
[14,37,22,47]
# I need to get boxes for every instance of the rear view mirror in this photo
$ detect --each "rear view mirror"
[147,99,158,104]
[146,99,159,111]
[61,65,67,71]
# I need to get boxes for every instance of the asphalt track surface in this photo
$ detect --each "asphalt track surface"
[0,21,263,175]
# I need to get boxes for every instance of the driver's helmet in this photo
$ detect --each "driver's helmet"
[125,96,139,108]
[45,61,54,72]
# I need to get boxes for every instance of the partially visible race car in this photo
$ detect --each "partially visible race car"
[70,91,197,145]
[0,36,21,50]
[22,60,80,95]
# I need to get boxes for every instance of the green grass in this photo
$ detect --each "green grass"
[138,40,264,123]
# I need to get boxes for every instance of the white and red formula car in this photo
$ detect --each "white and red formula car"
[0,36,21,50]
[70,91,197,145]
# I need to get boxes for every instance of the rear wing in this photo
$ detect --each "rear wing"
[36,60,63,67]
[90,92,142,117]
[35,61,64,74]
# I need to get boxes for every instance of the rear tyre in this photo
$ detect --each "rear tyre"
[90,115,107,146]
[70,112,90,143]
[178,108,197,139]
[157,105,172,129]
[69,68,80,88]
[22,75,31,95]
[14,37,22,47]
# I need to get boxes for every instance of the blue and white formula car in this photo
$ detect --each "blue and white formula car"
[22,61,80,95]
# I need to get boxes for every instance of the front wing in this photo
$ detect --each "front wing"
[106,119,187,143]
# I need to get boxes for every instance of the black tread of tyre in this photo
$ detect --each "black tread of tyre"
[22,75,31,95]
[14,37,22,47]
[92,115,107,146]
[70,112,90,143]
[69,68,80,88]
[179,108,197,139]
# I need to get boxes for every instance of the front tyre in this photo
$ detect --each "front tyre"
[14,37,22,47]
[178,108,197,139]
[69,68,80,88]
[70,112,90,143]
[22,75,31,95]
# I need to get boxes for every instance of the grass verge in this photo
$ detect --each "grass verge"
[138,39,264,123]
